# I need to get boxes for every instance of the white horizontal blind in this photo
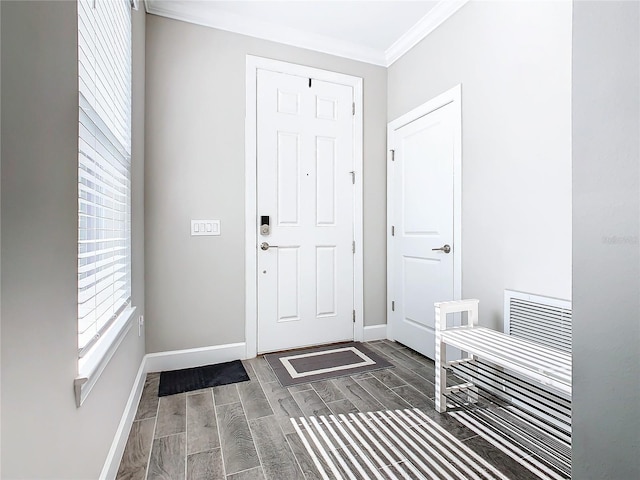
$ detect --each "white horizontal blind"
[78,0,132,356]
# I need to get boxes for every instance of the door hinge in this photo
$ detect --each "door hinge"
[392,301,395,312]
[353,310,356,323]
[390,149,395,161]
[352,102,355,115]
[352,241,355,254]
[349,171,355,184]
[391,225,395,236]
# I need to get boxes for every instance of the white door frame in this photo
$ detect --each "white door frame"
[245,55,364,359]
[386,84,463,340]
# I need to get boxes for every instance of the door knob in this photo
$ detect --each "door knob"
[432,244,451,254]
[260,242,279,251]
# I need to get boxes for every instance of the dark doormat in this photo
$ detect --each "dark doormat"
[158,359,249,396]
[264,342,393,387]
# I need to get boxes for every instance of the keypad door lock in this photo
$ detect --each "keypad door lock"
[260,215,270,236]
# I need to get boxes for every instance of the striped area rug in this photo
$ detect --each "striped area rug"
[291,408,511,480]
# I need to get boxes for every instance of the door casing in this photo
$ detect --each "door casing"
[386,85,463,342]
[245,55,364,359]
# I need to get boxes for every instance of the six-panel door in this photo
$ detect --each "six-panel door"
[257,69,355,353]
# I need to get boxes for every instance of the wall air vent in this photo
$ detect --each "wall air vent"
[504,290,572,354]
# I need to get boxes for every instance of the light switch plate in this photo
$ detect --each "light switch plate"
[191,220,220,236]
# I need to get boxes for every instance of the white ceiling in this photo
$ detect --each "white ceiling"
[144,0,469,66]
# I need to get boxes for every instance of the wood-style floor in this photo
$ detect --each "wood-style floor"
[115,340,551,480]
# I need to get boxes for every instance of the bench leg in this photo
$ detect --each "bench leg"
[465,354,479,405]
[466,385,479,405]
[435,334,447,413]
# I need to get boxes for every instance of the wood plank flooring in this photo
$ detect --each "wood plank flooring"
[116,340,562,480]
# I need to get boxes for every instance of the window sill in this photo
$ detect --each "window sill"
[74,306,137,407]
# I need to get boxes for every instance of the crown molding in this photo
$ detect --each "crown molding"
[385,0,470,66]
[144,0,387,66]
[144,0,469,68]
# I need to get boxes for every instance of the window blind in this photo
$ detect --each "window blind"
[78,0,132,356]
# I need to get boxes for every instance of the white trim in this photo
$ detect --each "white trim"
[145,1,385,66]
[363,324,388,342]
[452,86,463,306]
[245,55,364,358]
[245,55,258,359]
[99,355,147,480]
[144,0,468,67]
[385,0,470,66]
[385,147,395,342]
[352,74,365,343]
[75,306,137,407]
[145,342,247,373]
[386,84,463,340]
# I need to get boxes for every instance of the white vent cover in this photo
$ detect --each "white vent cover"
[504,290,572,354]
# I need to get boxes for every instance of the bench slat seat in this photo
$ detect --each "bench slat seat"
[434,299,572,414]
[440,327,571,394]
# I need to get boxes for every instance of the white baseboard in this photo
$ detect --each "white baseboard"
[145,342,247,373]
[100,342,247,479]
[363,324,387,342]
[99,356,148,480]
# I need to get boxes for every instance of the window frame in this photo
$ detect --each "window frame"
[74,0,138,408]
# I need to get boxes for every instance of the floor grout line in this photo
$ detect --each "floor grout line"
[186,445,221,457]
[245,419,267,479]
[212,388,228,479]
[184,393,189,479]
[283,423,318,480]
[353,375,414,410]
[143,375,161,480]
[226,465,263,478]
[235,375,263,478]
[253,369,293,443]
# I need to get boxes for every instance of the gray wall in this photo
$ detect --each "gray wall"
[0,2,146,478]
[388,1,572,329]
[572,1,640,478]
[145,15,387,353]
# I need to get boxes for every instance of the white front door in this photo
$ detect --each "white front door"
[388,90,461,360]
[256,69,355,353]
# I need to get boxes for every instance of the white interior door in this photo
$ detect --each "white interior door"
[256,69,355,353]
[388,94,461,360]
